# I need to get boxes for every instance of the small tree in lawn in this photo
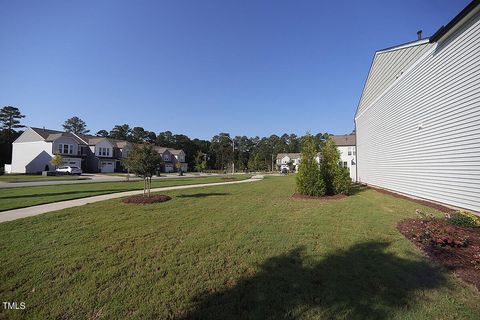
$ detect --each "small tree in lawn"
[320,137,351,195]
[194,151,207,172]
[296,133,325,196]
[50,154,64,170]
[123,145,162,197]
[175,162,184,176]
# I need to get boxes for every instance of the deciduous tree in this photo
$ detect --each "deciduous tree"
[123,145,162,197]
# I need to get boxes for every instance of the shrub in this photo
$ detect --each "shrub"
[319,137,340,195]
[448,210,480,228]
[296,133,325,196]
[334,166,352,195]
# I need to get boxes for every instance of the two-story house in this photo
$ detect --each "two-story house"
[154,147,188,173]
[276,152,321,172]
[154,147,174,173]
[275,134,356,179]
[10,127,88,173]
[332,135,356,181]
[169,149,188,172]
[77,135,133,173]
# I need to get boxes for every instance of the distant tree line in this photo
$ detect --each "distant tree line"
[0,107,351,172]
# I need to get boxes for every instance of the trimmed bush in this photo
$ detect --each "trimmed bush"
[334,166,352,195]
[448,210,480,228]
[296,134,325,196]
[320,137,345,195]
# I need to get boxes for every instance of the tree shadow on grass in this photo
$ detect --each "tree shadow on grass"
[176,193,230,198]
[182,241,448,319]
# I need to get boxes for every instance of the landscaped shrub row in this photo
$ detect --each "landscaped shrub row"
[296,134,351,197]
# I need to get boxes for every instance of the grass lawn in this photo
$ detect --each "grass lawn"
[1,176,479,319]
[0,174,86,183]
[0,175,250,212]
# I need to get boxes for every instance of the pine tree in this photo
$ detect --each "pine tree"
[320,137,351,195]
[296,133,325,196]
[0,106,25,131]
[63,116,89,134]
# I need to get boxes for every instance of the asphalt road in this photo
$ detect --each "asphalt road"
[0,173,222,188]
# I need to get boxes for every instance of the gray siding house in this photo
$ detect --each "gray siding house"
[10,127,88,173]
[355,1,480,212]
[10,127,188,174]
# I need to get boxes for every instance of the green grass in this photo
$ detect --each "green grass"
[0,175,250,212]
[0,176,479,319]
[0,174,85,183]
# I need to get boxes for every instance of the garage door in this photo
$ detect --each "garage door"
[64,158,81,168]
[100,162,115,173]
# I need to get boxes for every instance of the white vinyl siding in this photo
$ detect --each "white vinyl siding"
[355,11,480,212]
[357,41,433,115]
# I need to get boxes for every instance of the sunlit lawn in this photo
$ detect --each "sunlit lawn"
[0,176,479,319]
[0,175,250,211]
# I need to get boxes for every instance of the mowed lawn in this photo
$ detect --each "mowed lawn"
[0,174,86,183]
[1,176,479,319]
[0,175,250,211]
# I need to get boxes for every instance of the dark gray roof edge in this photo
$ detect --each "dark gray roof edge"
[430,0,480,42]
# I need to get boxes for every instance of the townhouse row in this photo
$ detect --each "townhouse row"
[8,127,187,174]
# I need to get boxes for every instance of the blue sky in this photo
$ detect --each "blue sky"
[0,0,470,139]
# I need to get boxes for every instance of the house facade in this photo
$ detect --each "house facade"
[10,127,88,173]
[332,135,356,181]
[276,135,356,180]
[355,1,480,212]
[75,135,133,173]
[276,152,321,172]
[9,127,188,174]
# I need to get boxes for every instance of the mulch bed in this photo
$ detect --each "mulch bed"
[221,177,237,180]
[291,193,347,201]
[122,195,172,204]
[370,186,452,213]
[397,218,480,290]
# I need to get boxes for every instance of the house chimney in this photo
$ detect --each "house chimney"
[417,30,422,40]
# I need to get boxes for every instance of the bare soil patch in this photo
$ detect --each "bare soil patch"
[122,194,172,204]
[221,176,237,180]
[370,186,452,213]
[292,193,347,201]
[398,218,480,290]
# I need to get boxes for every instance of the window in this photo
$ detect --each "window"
[98,147,110,156]
[344,161,348,167]
[348,147,352,156]
[58,144,74,154]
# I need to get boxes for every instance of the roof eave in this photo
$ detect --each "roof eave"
[430,0,480,43]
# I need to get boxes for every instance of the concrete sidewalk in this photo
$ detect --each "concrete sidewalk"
[0,175,263,223]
